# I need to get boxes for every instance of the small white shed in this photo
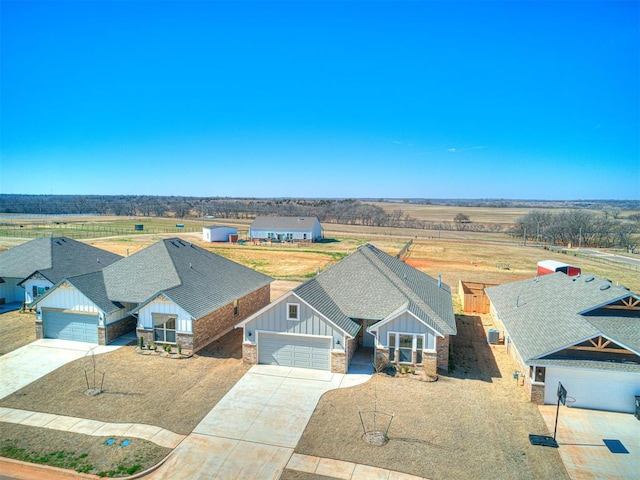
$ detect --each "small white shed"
[202,226,237,242]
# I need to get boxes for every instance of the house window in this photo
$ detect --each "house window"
[388,333,396,361]
[154,316,176,344]
[399,334,413,362]
[533,366,546,383]
[388,333,427,364]
[233,300,239,316]
[32,286,49,299]
[287,303,299,320]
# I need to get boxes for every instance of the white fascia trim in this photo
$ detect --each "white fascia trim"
[368,308,443,338]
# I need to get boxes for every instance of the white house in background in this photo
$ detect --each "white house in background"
[0,236,121,305]
[486,273,640,413]
[249,216,323,242]
[202,225,237,242]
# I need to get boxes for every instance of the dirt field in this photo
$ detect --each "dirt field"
[282,313,569,480]
[0,310,36,355]
[0,329,249,435]
[403,239,640,293]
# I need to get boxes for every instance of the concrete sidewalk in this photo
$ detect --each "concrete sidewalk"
[287,453,428,480]
[0,338,130,400]
[0,407,185,449]
[146,365,371,479]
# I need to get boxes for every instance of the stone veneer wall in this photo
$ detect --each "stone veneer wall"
[35,320,43,339]
[331,350,346,373]
[242,342,257,364]
[423,351,438,375]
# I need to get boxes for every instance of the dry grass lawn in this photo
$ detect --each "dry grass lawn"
[0,310,36,355]
[0,423,169,477]
[0,329,249,435]
[282,313,569,480]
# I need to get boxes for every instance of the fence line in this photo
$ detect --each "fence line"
[396,239,413,259]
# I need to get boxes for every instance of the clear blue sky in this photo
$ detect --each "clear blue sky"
[1,1,638,200]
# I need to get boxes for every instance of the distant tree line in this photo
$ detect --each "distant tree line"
[1,196,638,247]
[509,210,639,250]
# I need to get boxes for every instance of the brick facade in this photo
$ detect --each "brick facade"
[101,316,136,345]
[436,334,450,371]
[192,284,270,352]
[137,283,270,353]
[346,336,358,370]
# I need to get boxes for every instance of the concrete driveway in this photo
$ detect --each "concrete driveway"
[147,364,370,480]
[539,405,639,480]
[0,338,128,400]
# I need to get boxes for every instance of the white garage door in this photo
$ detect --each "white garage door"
[43,310,99,344]
[258,332,331,370]
[544,367,640,413]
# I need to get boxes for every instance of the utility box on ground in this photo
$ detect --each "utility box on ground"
[487,329,500,345]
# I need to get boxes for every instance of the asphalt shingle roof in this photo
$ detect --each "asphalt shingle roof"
[293,244,456,338]
[250,216,320,231]
[0,236,121,282]
[65,271,124,314]
[106,238,273,319]
[485,273,640,366]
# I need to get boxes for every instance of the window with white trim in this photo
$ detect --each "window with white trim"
[287,303,299,320]
[153,315,176,343]
[387,332,427,364]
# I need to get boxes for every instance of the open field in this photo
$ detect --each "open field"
[282,313,569,480]
[1,215,637,291]
[368,202,639,226]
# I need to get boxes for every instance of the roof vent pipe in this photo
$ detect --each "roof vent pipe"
[515,295,520,309]
[126,248,129,257]
[438,274,442,288]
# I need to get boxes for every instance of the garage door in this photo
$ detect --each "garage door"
[544,367,640,413]
[258,333,331,370]
[43,310,99,343]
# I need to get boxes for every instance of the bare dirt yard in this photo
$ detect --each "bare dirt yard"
[0,328,249,435]
[0,310,36,355]
[281,313,569,480]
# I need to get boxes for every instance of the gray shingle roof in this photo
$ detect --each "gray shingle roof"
[485,273,640,365]
[0,236,121,283]
[250,216,320,231]
[293,244,456,338]
[106,238,273,319]
[66,271,124,314]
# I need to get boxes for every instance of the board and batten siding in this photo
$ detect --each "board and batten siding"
[23,276,54,304]
[245,294,344,349]
[0,277,23,303]
[375,312,437,350]
[137,296,192,333]
[35,282,130,326]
